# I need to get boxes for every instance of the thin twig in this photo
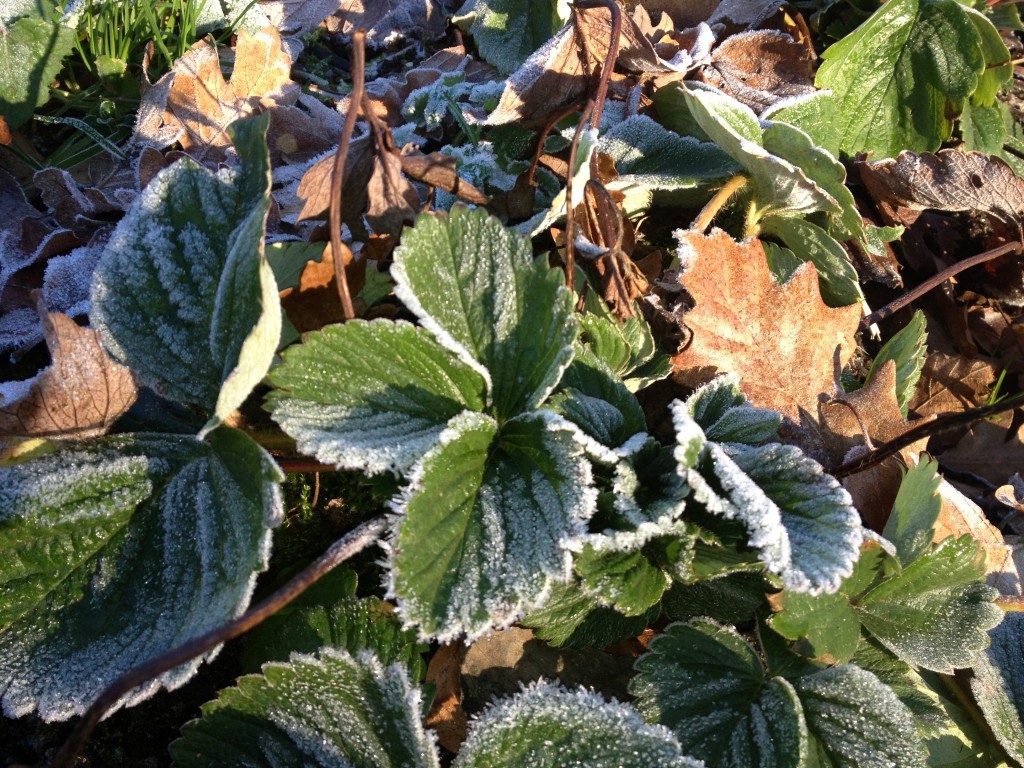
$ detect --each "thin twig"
[329,30,367,322]
[563,0,622,292]
[830,393,1024,479]
[860,240,1022,328]
[50,516,389,768]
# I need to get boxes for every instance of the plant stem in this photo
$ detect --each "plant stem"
[49,516,389,768]
[690,174,748,233]
[329,30,366,322]
[860,240,1022,328]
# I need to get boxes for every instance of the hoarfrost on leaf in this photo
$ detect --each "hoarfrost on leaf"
[0,428,282,720]
[170,648,440,768]
[453,679,699,768]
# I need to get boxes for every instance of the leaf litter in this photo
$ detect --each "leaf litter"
[5,0,1024,763]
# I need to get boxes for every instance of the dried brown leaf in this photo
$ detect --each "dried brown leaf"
[258,0,342,37]
[326,0,446,46]
[908,350,996,419]
[399,150,489,205]
[364,150,421,236]
[671,229,860,420]
[859,149,1024,229]
[0,307,137,440]
[424,641,467,753]
[487,5,664,127]
[279,242,365,331]
[693,29,814,115]
[941,418,1024,487]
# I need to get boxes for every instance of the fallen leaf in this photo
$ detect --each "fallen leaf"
[326,0,446,47]
[257,0,341,37]
[907,350,996,419]
[399,150,490,205]
[693,29,815,114]
[941,418,1024,487]
[670,229,861,421]
[0,303,137,440]
[487,4,668,127]
[279,242,366,331]
[162,27,297,159]
[364,149,422,235]
[859,149,1024,231]
[424,641,467,753]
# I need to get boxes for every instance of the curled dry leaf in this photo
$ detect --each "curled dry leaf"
[859,149,1024,229]
[487,4,667,127]
[692,29,815,114]
[670,228,860,421]
[0,305,137,440]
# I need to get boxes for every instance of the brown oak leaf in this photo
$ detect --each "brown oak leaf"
[0,305,137,440]
[671,229,860,421]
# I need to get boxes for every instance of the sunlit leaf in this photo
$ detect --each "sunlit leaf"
[170,649,439,768]
[0,428,281,720]
[971,613,1024,764]
[454,680,699,768]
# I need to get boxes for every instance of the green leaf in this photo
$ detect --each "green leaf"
[770,590,862,664]
[267,319,487,475]
[457,0,565,75]
[816,0,985,157]
[0,428,282,720]
[91,114,280,429]
[391,410,595,640]
[392,207,576,420]
[762,92,842,158]
[453,680,698,768]
[678,85,839,221]
[794,665,927,767]
[0,14,75,129]
[971,612,1024,764]
[759,216,862,307]
[675,395,862,595]
[575,543,671,616]
[170,649,439,768]
[685,375,782,447]
[576,309,672,393]
[866,309,928,417]
[962,5,1011,105]
[763,241,806,285]
[663,572,773,624]
[599,114,739,193]
[856,536,1001,672]
[631,619,806,768]
[883,456,942,567]
[264,241,325,291]
[521,580,657,648]
[960,100,1010,156]
[242,594,426,680]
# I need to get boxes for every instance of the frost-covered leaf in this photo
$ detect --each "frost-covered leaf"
[971,612,1024,764]
[856,536,1001,673]
[883,456,942,568]
[0,13,75,129]
[170,649,439,768]
[91,114,280,430]
[762,91,842,158]
[599,114,738,193]
[674,399,862,595]
[267,319,486,475]
[815,0,985,157]
[793,665,927,767]
[673,84,839,220]
[574,544,671,617]
[392,207,576,420]
[865,310,927,418]
[770,590,861,664]
[242,594,426,681]
[553,344,647,455]
[456,0,566,75]
[391,410,594,640]
[663,571,773,624]
[576,309,672,393]
[0,428,281,720]
[684,375,782,447]
[631,619,806,768]
[520,580,657,649]
[453,680,698,768]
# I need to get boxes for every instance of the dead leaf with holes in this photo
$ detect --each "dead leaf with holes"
[670,229,860,421]
[858,150,1024,233]
[145,27,297,161]
[0,304,137,440]
[692,29,815,114]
